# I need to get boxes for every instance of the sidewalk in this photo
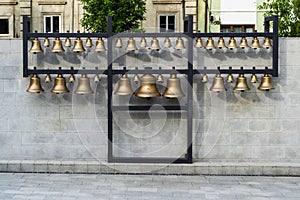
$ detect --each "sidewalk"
[0,173,300,199]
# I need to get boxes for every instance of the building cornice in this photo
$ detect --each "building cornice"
[37,1,67,5]
[0,1,18,5]
[152,0,182,4]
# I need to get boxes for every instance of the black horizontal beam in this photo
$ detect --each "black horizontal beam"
[28,69,107,75]
[109,157,191,164]
[112,105,187,111]
[193,32,275,38]
[28,32,108,38]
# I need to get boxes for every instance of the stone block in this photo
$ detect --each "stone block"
[34,160,48,173]
[20,160,34,172]
[7,160,21,172]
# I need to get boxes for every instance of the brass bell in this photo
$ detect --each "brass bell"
[75,74,94,94]
[95,37,106,51]
[29,38,43,53]
[44,74,52,83]
[135,74,160,98]
[125,38,138,51]
[65,37,72,47]
[233,74,250,91]
[226,74,234,83]
[217,37,227,49]
[210,74,226,92]
[251,37,261,49]
[206,37,216,50]
[149,37,160,51]
[194,38,203,48]
[115,38,123,48]
[68,74,75,83]
[133,74,140,84]
[201,74,209,83]
[26,74,44,93]
[157,74,164,83]
[262,37,272,49]
[250,74,258,83]
[43,37,50,47]
[73,37,85,52]
[162,74,185,98]
[94,74,100,82]
[258,74,274,91]
[174,37,186,50]
[85,37,93,47]
[163,37,172,48]
[239,37,249,49]
[140,37,148,48]
[51,38,65,53]
[114,74,134,95]
[51,74,69,94]
[228,37,237,50]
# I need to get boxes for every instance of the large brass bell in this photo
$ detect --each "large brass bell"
[68,74,75,83]
[114,74,134,95]
[73,37,85,52]
[75,74,94,94]
[162,74,185,98]
[51,74,69,94]
[258,74,274,91]
[206,37,216,50]
[228,37,237,50]
[149,37,160,51]
[65,37,72,47]
[217,37,227,49]
[85,37,93,47]
[251,37,261,49]
[43,37,50,47]
[250,74,258,83]
[125,38,138,51]
[194,38,203,48]
[95,37,106,51]
[210,74,226,92]
[233,74,250,91]
[135,74,160,98]
[163,37,172,48]
[226,74,234,83]
[115,38,123,48]
[140,37,148,48]
[51,38,65,53]
[174,37,186,50]
[201,74,209,83]
[262,37,272,49]
[239,37,249,49]
[44,74,52,83]
[29,38,43,53]
[26,74,44,93]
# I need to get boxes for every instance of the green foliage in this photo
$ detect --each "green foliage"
[258,0,300,37]
[80,0,146,33]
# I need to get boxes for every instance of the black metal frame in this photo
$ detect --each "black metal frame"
[22,15,278,164]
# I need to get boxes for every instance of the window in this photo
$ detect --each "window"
[0,19,9,34]
[44,15,60,33]
[159,15,175,32]
[221,25,255,33]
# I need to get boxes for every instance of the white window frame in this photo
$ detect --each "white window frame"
[0,15,14,38]
[43,15,61,33]
[158,14,176,32]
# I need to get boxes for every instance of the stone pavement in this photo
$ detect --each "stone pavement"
[0,173,300,199]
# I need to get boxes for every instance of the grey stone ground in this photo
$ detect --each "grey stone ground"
[0,173,300,199]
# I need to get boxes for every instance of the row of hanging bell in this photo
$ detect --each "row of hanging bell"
[195,37,272,50]
[114,73,185,98]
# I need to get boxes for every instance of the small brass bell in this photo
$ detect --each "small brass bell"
[26,74,44,93]
[250,74,258,83]
[75,74,94,94]
[73,37,85,52]
[217,37,227,49]
[251,37,261,49]
[95,37,106,51]
[226,74,234,83]
[210,74,226,92]
[157,74,164,83]
[44,74,52,83]
[43,37,50,47]
[135,74,160,98]
[114,74,134,95]
[51,74,69,94]
[68,74,75,83]
[85,37,93,47]
[258,74,274,91]
[174,37,186,50]
[149,37,160,51]
[65,37,72,47]
[140,37,148,48]
[94,74,100,83]
[125,38,138,51]
[194,38,203,48]
[233,74,250,91]
[29,38,43,53]
[162,74,185,98]
[133,74,140,83]
[239,37,249,49]
[51,38,65,53]
[228,37,237,50]
[201,74,209,83]
[262,37,272,49]
[115,38,123,48]
[163,37,172,48]
[206,37,216,50]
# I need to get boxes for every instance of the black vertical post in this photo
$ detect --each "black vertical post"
[107,16,113,162]
[272,15,279,77]
[23,16,29,77]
